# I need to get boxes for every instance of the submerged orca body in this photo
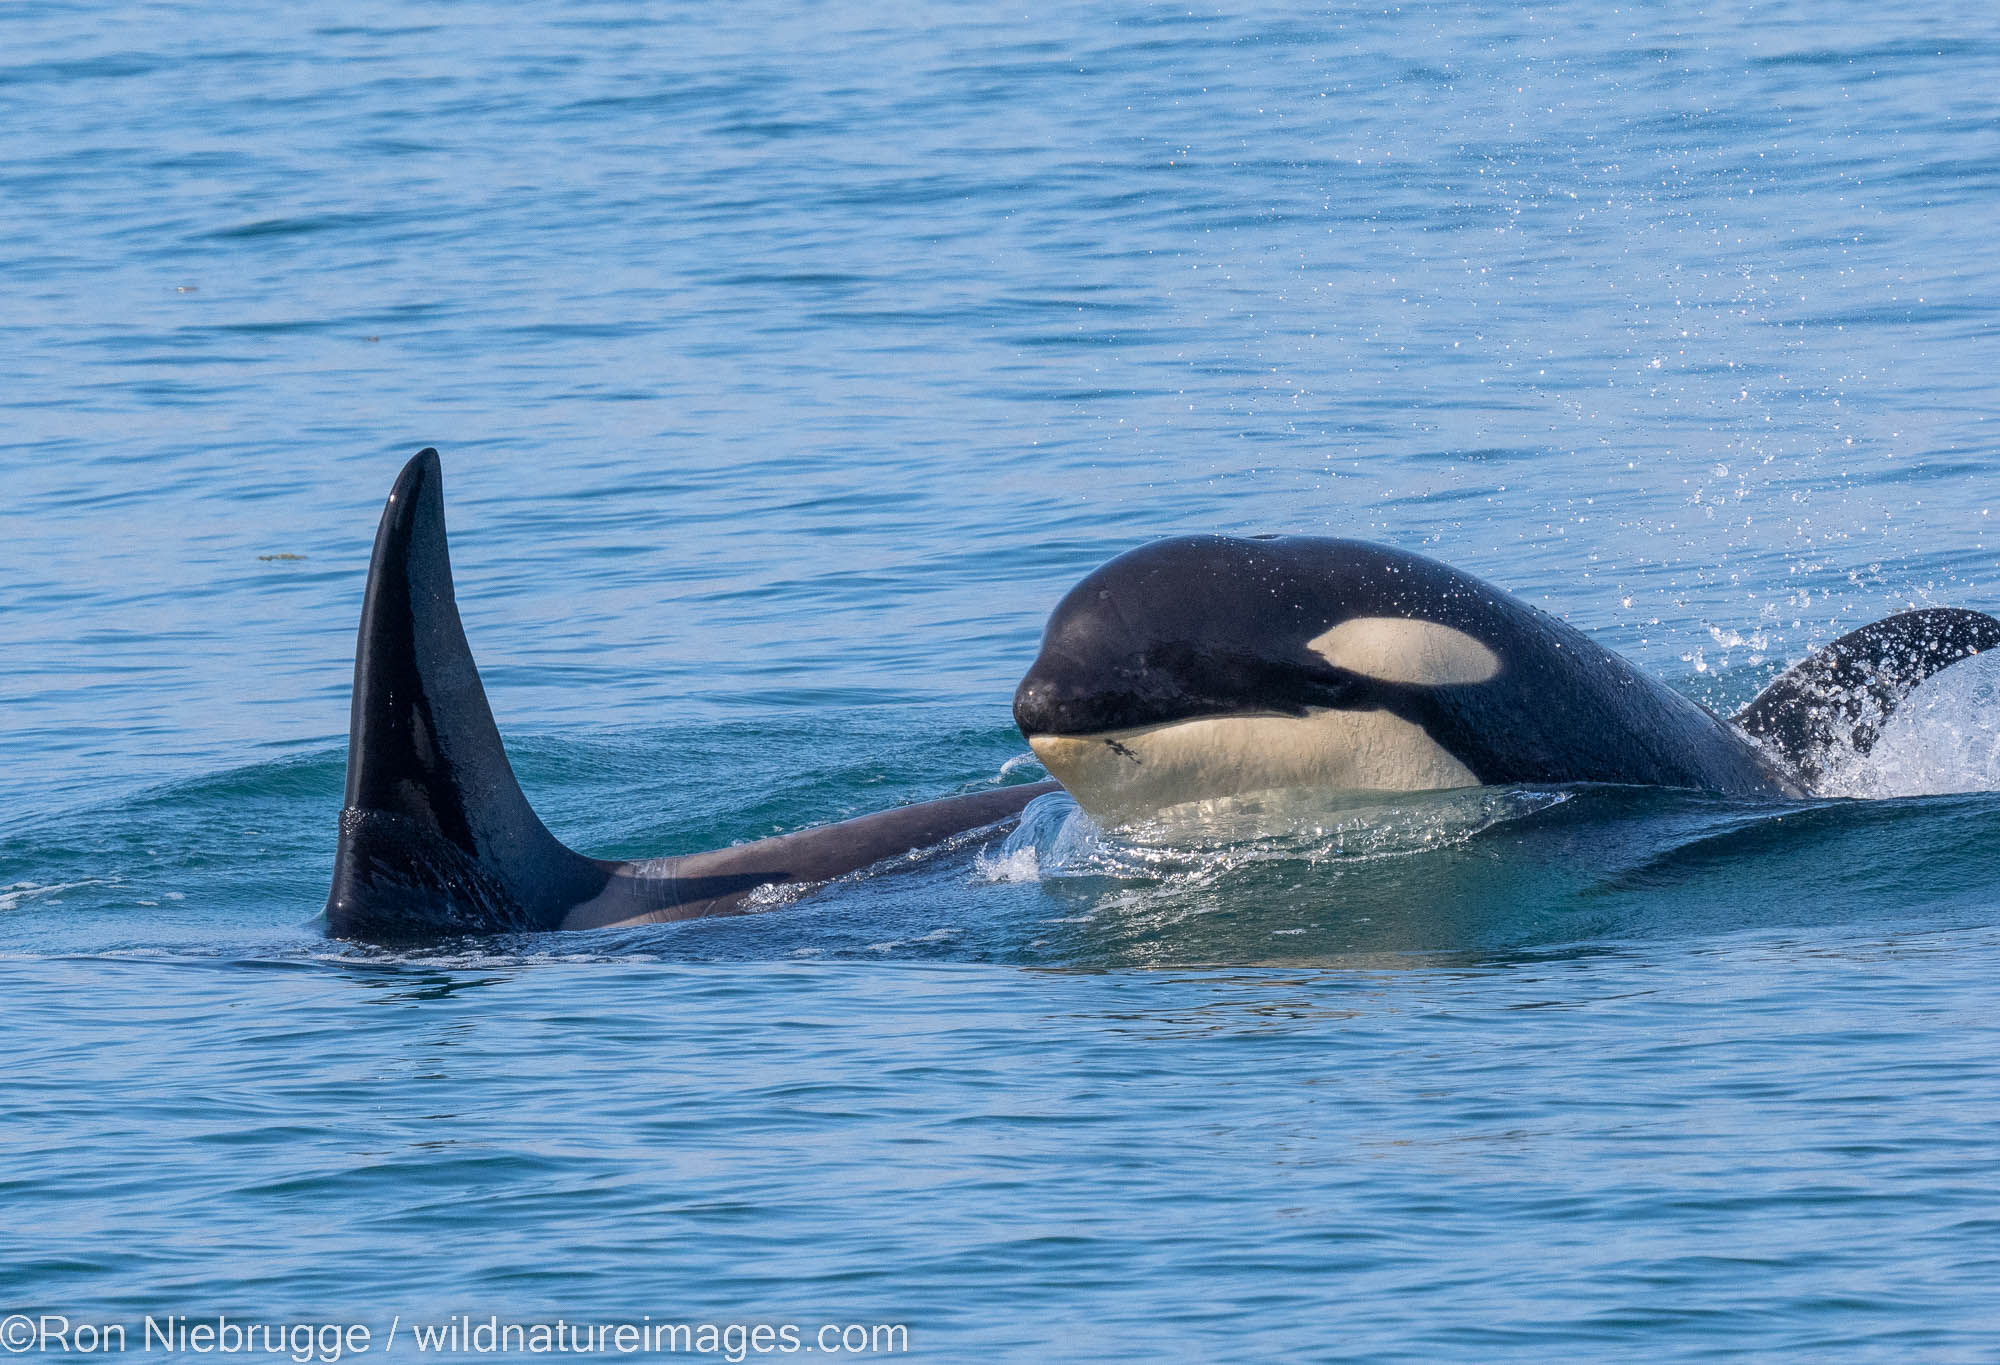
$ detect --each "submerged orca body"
[1013,535,2000,824]
[324,450,1054,941]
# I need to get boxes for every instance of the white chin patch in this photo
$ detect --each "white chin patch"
[1308,616,1500,686]
[1027,708,1480,826]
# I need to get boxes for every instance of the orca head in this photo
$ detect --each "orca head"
[1013,536,1510,823]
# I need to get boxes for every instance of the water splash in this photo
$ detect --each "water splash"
[1824,651,2000,798]
[979,785,1571,885]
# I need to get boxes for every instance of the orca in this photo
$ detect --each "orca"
[1012,535,2000,824]
[324,449,1055,941]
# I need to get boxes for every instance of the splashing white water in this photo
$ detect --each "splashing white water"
[1823,650,2000,798]
[978,786,1569,884]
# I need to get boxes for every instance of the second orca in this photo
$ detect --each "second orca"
[323,450,1056,941]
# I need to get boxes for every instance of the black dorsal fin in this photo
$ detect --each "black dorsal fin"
[325,449,606,938]
[1734,607,2000,790]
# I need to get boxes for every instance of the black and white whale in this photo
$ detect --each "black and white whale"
[328,454,1999,938]
[1013,535,2000,824]
[324,449,1056,941]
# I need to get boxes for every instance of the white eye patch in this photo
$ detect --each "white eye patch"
[1308,616,1500,686]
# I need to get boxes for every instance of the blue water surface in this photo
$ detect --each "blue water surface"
[7,1,2000,1358]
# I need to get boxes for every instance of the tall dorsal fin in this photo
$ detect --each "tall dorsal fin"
[1734,607,2000,790]
[325,449,606,939]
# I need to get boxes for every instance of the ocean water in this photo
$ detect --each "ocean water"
[7,1,2000,1358]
